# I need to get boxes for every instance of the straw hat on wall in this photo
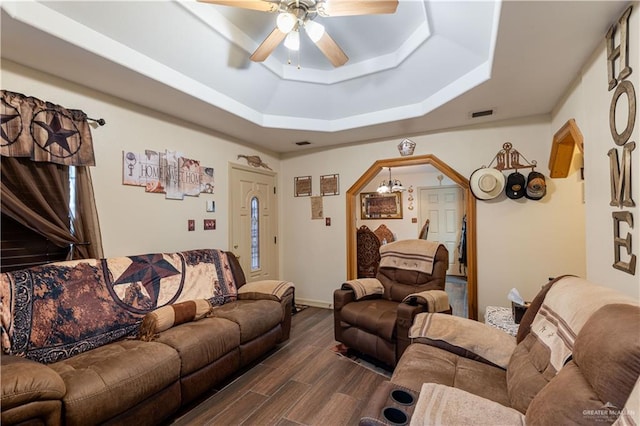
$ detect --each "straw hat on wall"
[469,167,505,200]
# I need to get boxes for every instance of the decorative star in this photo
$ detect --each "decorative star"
[0,113,20,143]
[113,254,181,306]
[33,113,78,154]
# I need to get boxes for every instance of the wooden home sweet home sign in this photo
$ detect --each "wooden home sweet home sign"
[607,5,637,275]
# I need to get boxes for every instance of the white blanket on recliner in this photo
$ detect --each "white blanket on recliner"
[410,383,526,426]
[529,276,637,372]
[379,239,441,274]
[341,278,383,300]
[410,313,516,368]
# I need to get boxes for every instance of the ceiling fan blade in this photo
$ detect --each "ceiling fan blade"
[312,31,348,67]
[318,0,398,16]
[197,0,278,13]
[250,27,287,62]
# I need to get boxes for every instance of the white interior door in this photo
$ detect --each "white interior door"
[229,164,278,282]
[418,185,464,275]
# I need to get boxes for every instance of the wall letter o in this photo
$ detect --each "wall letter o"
[609,80,637,146]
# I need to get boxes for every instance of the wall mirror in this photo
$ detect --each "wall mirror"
[346,154,477,319]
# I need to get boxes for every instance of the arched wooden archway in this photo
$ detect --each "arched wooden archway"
[345,154,478,320]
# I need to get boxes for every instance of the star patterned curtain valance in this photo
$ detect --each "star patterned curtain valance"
[1,90,95,166]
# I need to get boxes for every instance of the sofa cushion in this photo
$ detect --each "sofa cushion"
[572,304,640,410]
[339,299,398,341]
[391,343,510,407]
[506,333,557,413]
[1,355,66,411]
[154,316,240,376]
[138,299,213,341]
[49,339,181,425]
[212,300,283,343]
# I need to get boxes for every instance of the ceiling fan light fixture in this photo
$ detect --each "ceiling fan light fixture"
[304,19,325,42]
[276,12,297,33]
[284,30,300,50]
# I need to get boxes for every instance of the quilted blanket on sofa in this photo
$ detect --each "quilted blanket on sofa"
[0,249,236,363]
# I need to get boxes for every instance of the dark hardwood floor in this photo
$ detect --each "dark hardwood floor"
[171,307,388,426]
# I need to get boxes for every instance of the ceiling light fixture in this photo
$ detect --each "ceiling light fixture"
[200,0,398,67]
[276,12,297,33]
[304,19,325,42]
[377,167,406,193]
[284,30,300,50]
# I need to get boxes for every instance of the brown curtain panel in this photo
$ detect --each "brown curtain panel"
[73,166,103,259]
[1,157,103,260]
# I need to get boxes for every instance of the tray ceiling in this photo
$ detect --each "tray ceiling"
[0,0,630,154]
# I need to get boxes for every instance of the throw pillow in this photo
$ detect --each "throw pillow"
[138,299,213,341]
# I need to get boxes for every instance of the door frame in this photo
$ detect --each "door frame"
[345,154,477,320]
[228,162,278,280]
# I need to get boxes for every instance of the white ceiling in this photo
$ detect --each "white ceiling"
[0,0,629,155]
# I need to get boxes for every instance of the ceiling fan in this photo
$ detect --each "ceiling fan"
[198,0,399,67]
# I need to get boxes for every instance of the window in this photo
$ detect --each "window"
[250,196,260,271]
[1,214,69,272]
[0,157,103,272]
[0,157,72,272]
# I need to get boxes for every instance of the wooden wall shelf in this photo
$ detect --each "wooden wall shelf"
[549,118,584,178]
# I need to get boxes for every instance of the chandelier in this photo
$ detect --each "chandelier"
[377,167,406,193]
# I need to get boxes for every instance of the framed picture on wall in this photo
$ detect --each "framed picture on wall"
[294,176,312,197]
[320,174,339,196]
[360,192,403,219]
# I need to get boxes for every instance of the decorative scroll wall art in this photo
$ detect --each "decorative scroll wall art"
[1,90,97,166]
[294,176,312,197]
[122,150,214,200]
[311,196,323,219]
[606,5,637,275]
[320,174,339,196]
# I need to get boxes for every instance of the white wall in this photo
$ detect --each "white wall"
[552,3,640,297]
[281,116,587,317]
[3,50,601,319]
[1,60,280,257]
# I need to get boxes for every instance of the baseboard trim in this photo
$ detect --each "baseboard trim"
[296,298,332,310]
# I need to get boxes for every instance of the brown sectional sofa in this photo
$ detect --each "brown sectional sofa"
[0,249,294,426]
[360,275,640,425]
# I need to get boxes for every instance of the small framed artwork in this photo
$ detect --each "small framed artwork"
[320,174,339,196]
[206,201,215,212]
[188,219,195,231]
[294,176,312,197]
[204,219,216,230]
[360,192,403,219]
